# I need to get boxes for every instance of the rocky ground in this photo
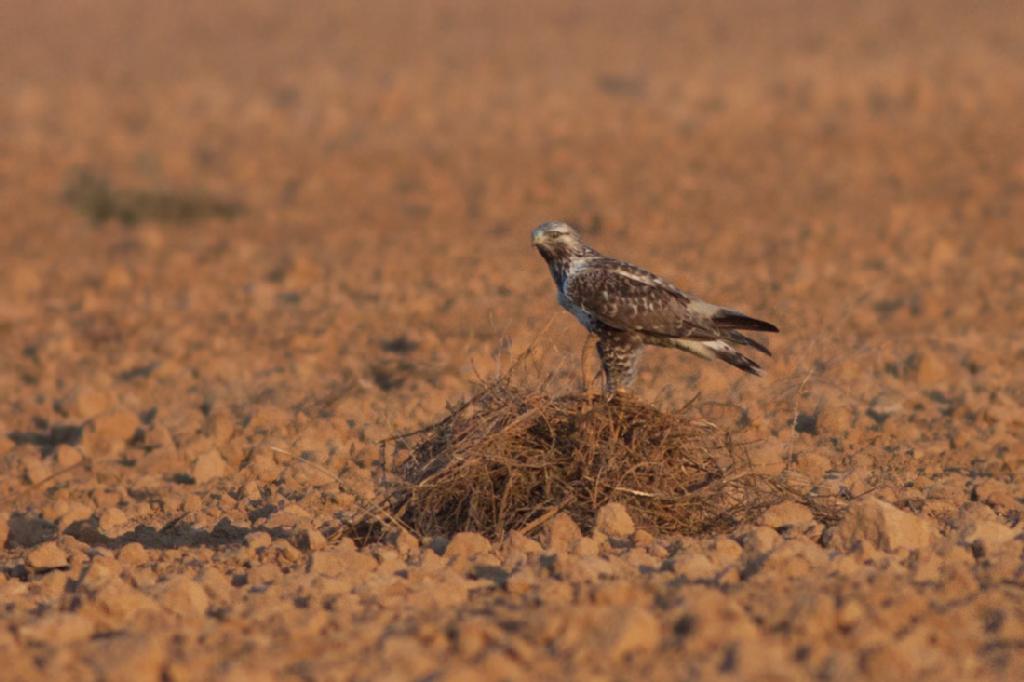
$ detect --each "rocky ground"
[2,1,1023,680]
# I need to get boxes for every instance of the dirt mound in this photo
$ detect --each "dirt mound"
[380,372,829,541]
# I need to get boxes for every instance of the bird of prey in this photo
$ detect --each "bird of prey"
[531,221,779,392]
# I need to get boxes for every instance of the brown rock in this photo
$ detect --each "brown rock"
[455,618,494,658]
[55,444,83,469]
[956,503,1018,553]
[98,507,131,536]
[599,606,662,659]
[591,580,649,607]
[972,480,1020,512]
[633,528,656,547]
[245,530,273,550]
[817,403,853,434]
[595,502,635,540]
[80,556,123,591]
[268,536,302,563]
[751,537,829,580]
[504,530,543,555]
[555,553,617,582]
[247,563,283,585]
[836,599,866,629]
[240,480,262,501]
[704,537,744,568]
[10,263,43,294]
[739,526,782,555]
[759,501,815,529]
[911,551,943,583]
[92,633,166,682]
[929,238,957,268]
[0,512,8,549]
[307,543,378,579]
[576,536,600,557]
[672,552,718,581]
[911,349,948,386]
[102,264,133,290]
[27,541,68,569]
[445,532,492,559]
[244,449,283,482]
[221,664,276,682]
[390,529,421,557]
[266,502,312,529]
[18,612,96,646]
[24,456,52,484]
[869,392,905,420]
[182,494,203,513]
[747,440,786,476]
[204,409,236,445]
[92,578,160,621]
[536,580,574,605]
[0,581,26,601]
[793,451,832,480]
[91,409,141,443]
[298,527,328,551]
[81,405,140,458]
[505,569,537,595]
[65,386,115,420]
[829,498,935,553]
[156,576,209,617]
[58,501,94,531]
[192,450,228,483]
[37,570,70,599]
[246,405,292,433]
[200,566,234,601]
[117,542,149,565]
[545,513,582,553]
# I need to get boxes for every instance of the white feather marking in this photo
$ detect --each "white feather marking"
[608,265,661,287]
[557,287,595,329]
[702,340,732,353]
[687,300,721,319]
[671,339,719,360]
[566,257,593,277]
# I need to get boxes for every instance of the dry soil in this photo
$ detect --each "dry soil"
[1,1,1023,681]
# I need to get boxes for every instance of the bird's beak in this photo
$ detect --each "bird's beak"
[531,229,544,246]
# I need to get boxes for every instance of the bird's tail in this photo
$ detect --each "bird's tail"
[726,330,772,355]
[712,308,780,334]
[710,307,778,358]
[707,341,764,376]
[671,339,764,376]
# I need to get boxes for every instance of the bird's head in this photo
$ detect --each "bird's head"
[531,221,587,260]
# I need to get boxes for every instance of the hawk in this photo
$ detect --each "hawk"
[531,221,779,392]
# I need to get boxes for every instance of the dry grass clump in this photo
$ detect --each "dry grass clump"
[63,167,243,225]
[380,371,808,541]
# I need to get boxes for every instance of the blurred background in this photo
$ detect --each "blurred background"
[3,4,1024,679]
[2,0,1022,425]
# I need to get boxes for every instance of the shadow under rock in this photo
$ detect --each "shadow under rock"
[4,513,59,548]
[8,424,83,456]
[63,517,292,551]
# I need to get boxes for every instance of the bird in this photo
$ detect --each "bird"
[531,220,779,393]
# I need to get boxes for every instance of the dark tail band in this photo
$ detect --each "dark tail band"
[712,346,764,376]
[713,309,780,334]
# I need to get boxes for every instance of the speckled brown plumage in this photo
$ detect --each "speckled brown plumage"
[532,221,779,392]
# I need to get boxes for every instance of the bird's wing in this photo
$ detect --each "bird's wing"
[565,258,719,338]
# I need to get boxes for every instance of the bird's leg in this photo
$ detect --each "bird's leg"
[596,332,644,396]
[578,331,599,395]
